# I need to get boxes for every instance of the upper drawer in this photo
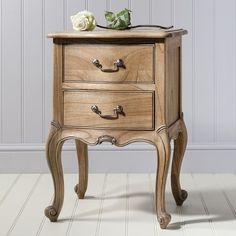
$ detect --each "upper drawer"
[63,45,154,83]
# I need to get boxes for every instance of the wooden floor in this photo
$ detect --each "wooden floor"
[0,174,236,236]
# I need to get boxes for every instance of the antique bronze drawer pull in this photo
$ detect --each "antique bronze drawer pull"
[91,105,124,119]
[92,59,126,73]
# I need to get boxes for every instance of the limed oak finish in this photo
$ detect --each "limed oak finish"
[45,29,188,229]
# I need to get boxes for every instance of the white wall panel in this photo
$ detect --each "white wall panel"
[152,0,172,26]
[44,0,64,141]
[88,0,107,26]
[194,0,215,142]
[1,0,22,143]
[0,0,236,171]
[66,0,86,30]
[23,0,43,143]
[215,0,236,142]
[130,0,151,25]
[109,0,129,12]
[0,0,3,142]
[174,0,193,142]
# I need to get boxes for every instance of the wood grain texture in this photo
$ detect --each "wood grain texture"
[62,82,155,91]
[63,91,154,130]
[74,139,88,199]
[48,29,188,39]
[63,44,154,83]
[165,37,181,126]
[44,124,64,222]
[46,127,157,147]
[154,42,166,127]
[53,43,63,125]
[45,31,188,229]
[171,116,188,206]
[154,126,171,229]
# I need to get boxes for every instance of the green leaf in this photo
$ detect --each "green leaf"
[105,11,116,22]
[108,18,129,30]
[117,8,131,18]
[105,8,131,30]
[117,8,131,26]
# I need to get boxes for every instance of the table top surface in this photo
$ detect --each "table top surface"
[48,28,187,39]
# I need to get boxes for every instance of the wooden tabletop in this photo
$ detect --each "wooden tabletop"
[48,28,187,39]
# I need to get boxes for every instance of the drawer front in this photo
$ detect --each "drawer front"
[63,91,154,130]
[63,45,154,83]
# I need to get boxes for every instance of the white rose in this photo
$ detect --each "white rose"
[71,10,96,31]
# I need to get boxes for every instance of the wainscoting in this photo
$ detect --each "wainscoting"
[0,0,236,172]
[0,144,236,173]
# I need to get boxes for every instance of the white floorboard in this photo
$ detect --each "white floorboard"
[39,174,78,236]
[96,174,127,236]
[0,174,236,236]
[68,174,106,236]
[0,174,40,236]
[127,174,157,236]
[9,174,51,236]
[193,174,236,236]
[0,174,20,207]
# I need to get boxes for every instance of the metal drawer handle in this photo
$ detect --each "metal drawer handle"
[91,105,124,119]
[92,59,126,73]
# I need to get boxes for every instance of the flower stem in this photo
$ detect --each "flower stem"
[96,24,174,30]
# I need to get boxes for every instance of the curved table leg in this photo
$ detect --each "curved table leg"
[44,125,65,222]
[74,140,88,199]
[155,126,171,229]
[171,118,188,206]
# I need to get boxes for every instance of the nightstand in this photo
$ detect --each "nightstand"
[45,29,188,229]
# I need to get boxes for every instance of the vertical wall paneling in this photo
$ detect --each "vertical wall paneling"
[42,0,45,142]
[192,0,196,143]
[149,0,152,24]
[66,0,86,30]
[23,0,43,143]
[21,0,24,142]
[1,0,236,171]
[1,0,22,143]
[88,0,107,26]
[215,0,236,142]
[63,0,67,30]
[174,0,193,142]
[130,0,151,25]
[0,0,2,142]
[194,0,215,142]
[151,0,172,26]
[44,0,64,141]
[109,0,129,13]
[171,0,174,26]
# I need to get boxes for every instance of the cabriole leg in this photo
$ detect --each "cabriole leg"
[171,119,188,206]
[44,125,64,222]
[155,127,171,229]
[74,140,88,199]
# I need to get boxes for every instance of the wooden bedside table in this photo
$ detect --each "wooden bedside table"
[45,29,188,229]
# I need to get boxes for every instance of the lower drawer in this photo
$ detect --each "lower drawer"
[63,91,154,130]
